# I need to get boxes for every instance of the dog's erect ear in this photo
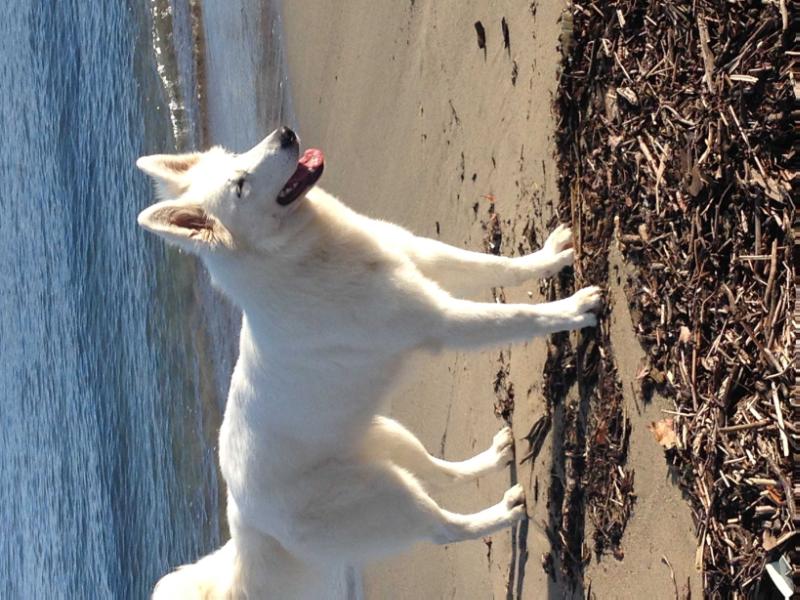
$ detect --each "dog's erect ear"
[136,153,200,199]
[137,200,233,253]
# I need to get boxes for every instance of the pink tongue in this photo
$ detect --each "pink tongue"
[276,148,325,206]
[300,148,323,169]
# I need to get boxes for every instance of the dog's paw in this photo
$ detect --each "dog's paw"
[537,224,575,275]
[569,285,603,315]
[574,310,598,329]
[544,224,574,255]
[508,502,528,522]
[503,483,526,510]
[491,427,514,466]
[502,484,528,522]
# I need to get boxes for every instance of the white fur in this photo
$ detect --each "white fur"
[139,128,601,599]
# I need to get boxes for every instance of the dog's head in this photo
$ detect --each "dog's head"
[136,127,324,255]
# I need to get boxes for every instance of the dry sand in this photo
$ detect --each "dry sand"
[278,1,700,597]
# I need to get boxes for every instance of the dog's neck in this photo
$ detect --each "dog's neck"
[204,188,382,357]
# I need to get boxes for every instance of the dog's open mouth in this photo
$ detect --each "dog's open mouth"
[277,149,324,206]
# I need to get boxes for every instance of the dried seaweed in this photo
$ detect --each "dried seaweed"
[554,0,796,597]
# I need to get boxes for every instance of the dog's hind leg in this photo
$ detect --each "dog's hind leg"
[226,508,338,599]
[363,416,513,488]
[403,224,575,296]
[284,463,526,565]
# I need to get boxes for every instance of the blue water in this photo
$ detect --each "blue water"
[0,2,238,597]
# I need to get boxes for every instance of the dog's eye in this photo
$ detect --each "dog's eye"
[234,176,247,198]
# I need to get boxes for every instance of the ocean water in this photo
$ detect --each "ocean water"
[0,1,287,598]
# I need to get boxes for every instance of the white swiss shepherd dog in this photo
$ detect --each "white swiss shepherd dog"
[137,126,602,598]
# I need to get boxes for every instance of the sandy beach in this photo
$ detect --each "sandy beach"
[277,1,700,597]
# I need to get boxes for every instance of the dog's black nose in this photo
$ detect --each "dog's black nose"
[279,126,297,148]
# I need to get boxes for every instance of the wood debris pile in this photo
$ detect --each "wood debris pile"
[554,0,796,596]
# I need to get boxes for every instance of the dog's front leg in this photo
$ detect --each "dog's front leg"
[425,285,602,350]
[405,224,575,296]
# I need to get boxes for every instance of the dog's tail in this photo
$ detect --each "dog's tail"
[152,530,328,599]
[152,540,240,600]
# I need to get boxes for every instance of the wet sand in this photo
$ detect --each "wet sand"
[277,1,699,597]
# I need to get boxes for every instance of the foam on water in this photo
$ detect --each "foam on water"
[147,0,205,148]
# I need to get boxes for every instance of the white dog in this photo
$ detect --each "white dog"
[138,127,601,598]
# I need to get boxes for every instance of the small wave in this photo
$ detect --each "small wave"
[147,0,206,150]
